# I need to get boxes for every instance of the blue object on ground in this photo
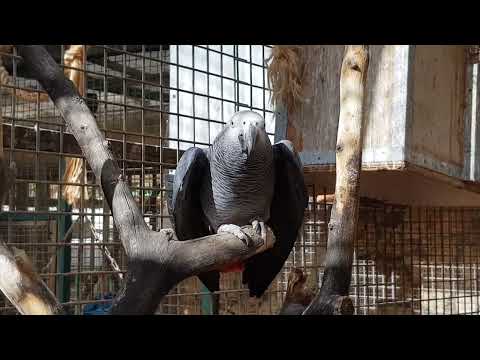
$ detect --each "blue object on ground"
[83,293,114,315]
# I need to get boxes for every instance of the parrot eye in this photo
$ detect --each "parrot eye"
[243,121,245,125]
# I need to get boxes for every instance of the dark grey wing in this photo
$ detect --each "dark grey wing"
[242,140,308,298]
[169,147,211,241]
[167,147,221,301]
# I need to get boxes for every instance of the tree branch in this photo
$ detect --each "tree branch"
[110,226,271,314]
[169,226,273,277]
[14,45,272,314]
[0,241,64,315]
[302,45,369,315]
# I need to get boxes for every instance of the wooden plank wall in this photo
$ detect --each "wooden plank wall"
[285,45,410,169]
[408,45,468,178]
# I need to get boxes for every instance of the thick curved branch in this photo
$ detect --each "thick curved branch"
[168,226,274,277]
[111,226,271,314]
[14,45,273,314]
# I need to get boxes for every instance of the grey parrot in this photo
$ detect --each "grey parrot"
[167,110,308,299]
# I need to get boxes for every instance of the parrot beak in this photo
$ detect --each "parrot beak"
[240,123,258,157]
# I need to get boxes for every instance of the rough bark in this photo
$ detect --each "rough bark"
[14,45,272,314]
[303,45,369,315]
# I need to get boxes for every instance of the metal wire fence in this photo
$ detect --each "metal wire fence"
[151,184,480,315]
[0,45,276,314]
[1,45,480,315]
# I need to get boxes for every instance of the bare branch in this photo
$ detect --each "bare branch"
[303,45,369,315]
[0,242,64,315]
[109,226,270,314]
[168,226,274,277]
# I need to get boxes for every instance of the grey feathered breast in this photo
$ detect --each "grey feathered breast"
[200,128,274,231]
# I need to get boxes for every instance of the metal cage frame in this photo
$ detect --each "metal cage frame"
[1,45,480,315]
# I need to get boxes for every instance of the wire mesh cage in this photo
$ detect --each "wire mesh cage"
[0,45,276,314]
[1,45,480,315]
[152,185,480,315]
[468,45,480,64]
[319,187,480,315]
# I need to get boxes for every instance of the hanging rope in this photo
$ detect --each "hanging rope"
[62,45,88,208]
[266,45,306,113]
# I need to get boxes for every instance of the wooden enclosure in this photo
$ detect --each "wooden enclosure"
[276,45,480,207]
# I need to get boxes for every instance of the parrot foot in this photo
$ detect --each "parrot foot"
[251,220,275,253]
[251,220,267,241]
[160,228,175,241]
[218,224,253,247]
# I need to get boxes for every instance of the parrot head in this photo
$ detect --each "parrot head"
[226,110,270,158]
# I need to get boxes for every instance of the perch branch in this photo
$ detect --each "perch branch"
[15,45,272,314]
[303,45,369,315]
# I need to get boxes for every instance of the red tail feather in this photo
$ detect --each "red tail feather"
[220,262,245,273]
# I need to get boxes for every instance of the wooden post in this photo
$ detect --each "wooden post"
[303,45,369,315]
